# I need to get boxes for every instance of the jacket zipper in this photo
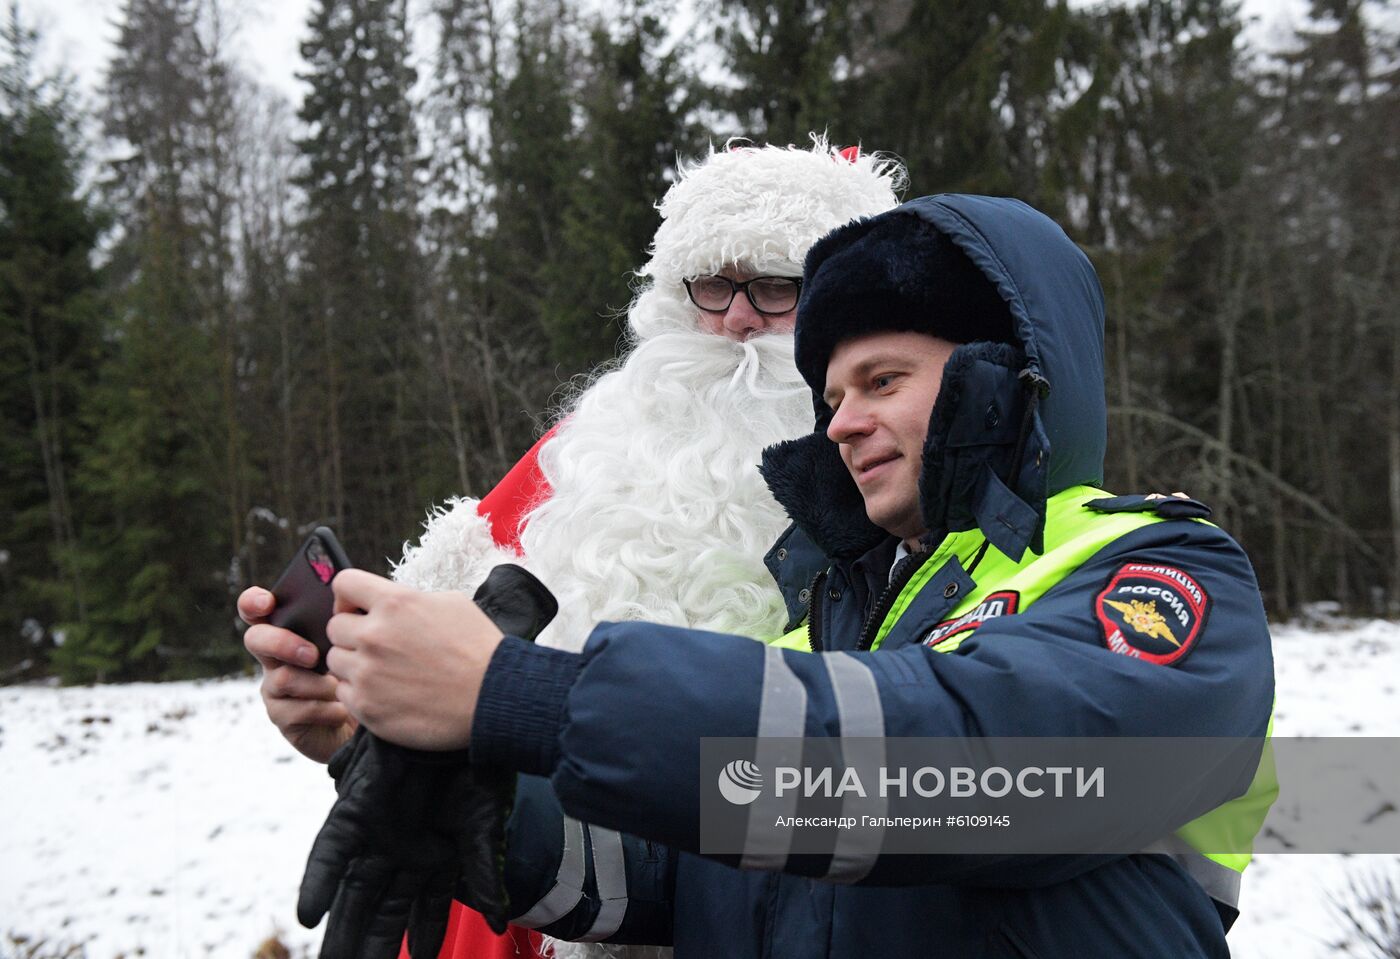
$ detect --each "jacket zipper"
[856,549,936,652]
[804,570,828,652]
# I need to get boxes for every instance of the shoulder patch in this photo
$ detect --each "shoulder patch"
[923,591,1020,650]
[1095,564,1208,666]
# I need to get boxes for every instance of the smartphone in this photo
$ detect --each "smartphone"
[267,526,354,674]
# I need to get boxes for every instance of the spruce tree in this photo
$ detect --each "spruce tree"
[0,5,104,676]
[708,0,861,146]
[481,0,578,362]
[542,4,697,367]
[853,0,1097,200]
[296,0,424,568]
[53,0,231,680]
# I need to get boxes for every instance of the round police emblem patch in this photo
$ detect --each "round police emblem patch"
[1095,563,1209,667]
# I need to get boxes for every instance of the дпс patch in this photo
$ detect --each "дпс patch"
[924,591,1021,652]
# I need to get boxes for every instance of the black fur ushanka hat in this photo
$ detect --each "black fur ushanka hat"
[794,211,1016,395]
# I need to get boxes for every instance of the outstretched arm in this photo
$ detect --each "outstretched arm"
[326,523,1273,890]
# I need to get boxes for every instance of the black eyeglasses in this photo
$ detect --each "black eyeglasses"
[683,275,802,315]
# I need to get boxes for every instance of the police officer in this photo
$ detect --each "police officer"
[313,195,1275,958]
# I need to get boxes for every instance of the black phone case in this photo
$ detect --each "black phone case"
[267,527,353,674]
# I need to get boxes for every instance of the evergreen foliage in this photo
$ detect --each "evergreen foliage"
[1,0,1397,682]
[54,0,233,680]
[543,4,699,367]
[0,5,105,676]
[296,0,424,570]
[482,0,578,363]
[708,0,860,146]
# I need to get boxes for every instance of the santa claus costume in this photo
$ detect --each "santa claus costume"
[391,138,902,959]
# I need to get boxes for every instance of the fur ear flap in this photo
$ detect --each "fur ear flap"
[918,342,1048,556]
[760,432,886,561]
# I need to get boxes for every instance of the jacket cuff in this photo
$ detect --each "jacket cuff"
[473,636,582,776]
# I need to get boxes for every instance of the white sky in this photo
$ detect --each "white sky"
[36,0,314,106]
[34,0,1314,119]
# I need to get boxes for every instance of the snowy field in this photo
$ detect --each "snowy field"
[2,617,1398,958]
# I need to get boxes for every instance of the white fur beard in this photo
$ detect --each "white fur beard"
[392,331,812,957]
[527,331,809,959]
[521,330,811,653]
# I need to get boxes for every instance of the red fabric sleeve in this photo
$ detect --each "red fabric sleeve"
[392,426,561,959]
[476,425,560,552]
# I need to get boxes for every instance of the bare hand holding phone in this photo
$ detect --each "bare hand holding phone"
[240,528,358,763]
[268,527,353,675]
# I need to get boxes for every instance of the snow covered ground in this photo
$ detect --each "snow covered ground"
[1228,616,1400,958]
[1,674,328,958]
[2,616,1398,958]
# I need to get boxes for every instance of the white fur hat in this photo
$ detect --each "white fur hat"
[627,136,905,341]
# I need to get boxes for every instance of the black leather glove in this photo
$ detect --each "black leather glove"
[297,564,558,959]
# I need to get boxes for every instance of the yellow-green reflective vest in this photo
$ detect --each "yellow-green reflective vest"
[766,485,1277,913]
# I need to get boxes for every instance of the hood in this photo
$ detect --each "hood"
[760,194,1107,561]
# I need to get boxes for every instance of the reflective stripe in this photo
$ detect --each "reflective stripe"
[512,816,586,928]
[823,653,886,883]
[741,645,808,871]
[1143,835,1242,909]
[756,645,809,740]
[824,652,885,739]
[578,825,628,941]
